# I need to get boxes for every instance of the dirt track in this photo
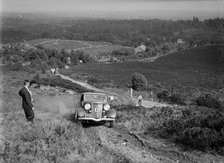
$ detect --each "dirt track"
[46,74,173,162]
[58,73,169,108]
[28,73,224,162]
[78,124,175,163]
[76,121,224,163]
[54,74,224,163]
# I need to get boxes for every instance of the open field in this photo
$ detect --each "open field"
[28,39,132,57]
[61,45,224,97]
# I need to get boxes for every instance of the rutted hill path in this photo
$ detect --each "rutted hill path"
[58,73,169,108]
[55,74,224,162]
[57,74,174,162]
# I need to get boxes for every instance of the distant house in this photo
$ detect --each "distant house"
[135,45,146,54]
[177,39,185,44]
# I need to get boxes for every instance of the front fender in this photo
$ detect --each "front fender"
[105,109,116,118]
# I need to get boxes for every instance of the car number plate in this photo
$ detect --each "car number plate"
[95,108,101,112]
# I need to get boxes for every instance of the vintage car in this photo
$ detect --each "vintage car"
[75,92,116,127]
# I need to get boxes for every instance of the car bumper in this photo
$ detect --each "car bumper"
[78,117,115,122]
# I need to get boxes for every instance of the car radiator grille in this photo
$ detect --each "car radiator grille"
[92,103,103,119]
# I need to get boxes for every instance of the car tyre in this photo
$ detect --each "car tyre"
[109,121,114,128]
[74,110,78,122]
[77,120,83,127]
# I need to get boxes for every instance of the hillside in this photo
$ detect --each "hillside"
[1,45,224,162]
[62,45,224,95]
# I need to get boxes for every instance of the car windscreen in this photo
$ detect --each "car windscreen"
[84,94,107,102]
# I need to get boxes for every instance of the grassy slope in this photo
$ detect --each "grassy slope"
[62,45,224,95]
[0,70,113,162]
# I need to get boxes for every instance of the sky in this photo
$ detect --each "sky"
[1,0,224,19]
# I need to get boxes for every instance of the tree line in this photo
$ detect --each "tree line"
[2,17,224,46]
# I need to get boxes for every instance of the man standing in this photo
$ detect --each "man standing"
[137,95,143,106]
[129,86,133,98]
[19,80,34,123]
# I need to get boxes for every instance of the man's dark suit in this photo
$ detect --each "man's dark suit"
[19,87,34,122]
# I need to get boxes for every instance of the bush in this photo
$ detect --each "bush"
[111,48,134,57]
[87,76,103,87]
[8,62,23,71]
[47,58,64,68]
[2,116,114,162]
[131,73,148,91]
[79,53,92,63]
[169,93,186,105]
[196,94,223,110]
[40,62,49,74]
[157,90,186,105]
[32,74,93,93]
[70,53,79,65]
[157,90,170,101]
[161,107,224,152]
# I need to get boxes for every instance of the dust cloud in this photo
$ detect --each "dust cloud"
[36,95,80,116]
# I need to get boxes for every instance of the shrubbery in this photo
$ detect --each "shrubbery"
[2,44,94,73]
[114,103,224,154]
[2,116,113,162]
[70,51,79,65]
[32,74,94,93]
[196,94,223,110]
[157,90,170,101]
[79,53,92,63]
[157,90,186,105]
[70,50,93,64]
[47,58,64,68]
[8,62,23,71]
[169,93,186,105]
[111,48,134,57]
[131,73,148,91]
[87,76,103,87]
[161,107,224,152]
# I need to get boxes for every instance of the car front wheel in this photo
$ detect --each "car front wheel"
[109,121,115,128]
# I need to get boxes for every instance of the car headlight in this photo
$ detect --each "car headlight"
[104,104,110,111]
[84,103,91,110]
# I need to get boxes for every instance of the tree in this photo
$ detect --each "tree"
[131,73,148,91]
[47,57,64,68]
[79,53,92,63]
[70,50,79,65]
[40,61,49,74]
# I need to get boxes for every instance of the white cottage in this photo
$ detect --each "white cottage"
[135,45,146,54]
